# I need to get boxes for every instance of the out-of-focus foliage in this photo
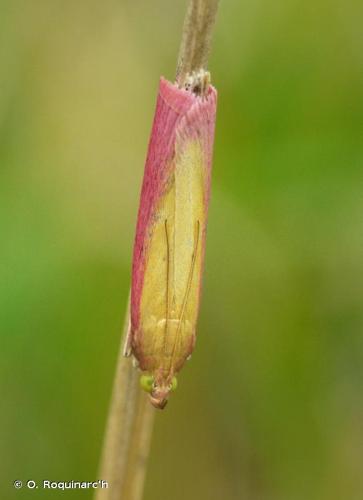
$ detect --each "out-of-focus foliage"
[1,1,362,499]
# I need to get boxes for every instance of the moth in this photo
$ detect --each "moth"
[125,70,217,408]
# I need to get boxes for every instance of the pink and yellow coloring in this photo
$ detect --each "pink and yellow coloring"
[125,71,217,409]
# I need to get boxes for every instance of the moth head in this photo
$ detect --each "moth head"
[140,374,177,410]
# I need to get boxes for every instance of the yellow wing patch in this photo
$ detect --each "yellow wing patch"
[139,139,206,372]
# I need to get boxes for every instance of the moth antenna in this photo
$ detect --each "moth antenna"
[163,219,171,355]
[169,220,200,370]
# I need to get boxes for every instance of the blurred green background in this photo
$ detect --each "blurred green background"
[1,0,363,499]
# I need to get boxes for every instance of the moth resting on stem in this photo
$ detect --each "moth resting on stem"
[125,69,217,409]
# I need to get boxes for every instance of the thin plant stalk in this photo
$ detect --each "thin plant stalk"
[95,298,155,500]
[176,0,219,85]
[95,1,219,499]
